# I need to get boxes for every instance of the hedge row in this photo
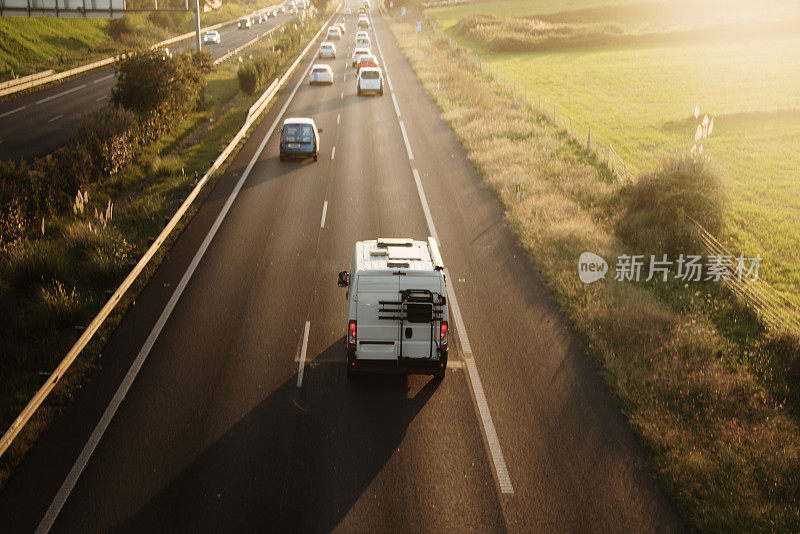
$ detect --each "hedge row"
[237,22,314,95]
[0,50,211,255]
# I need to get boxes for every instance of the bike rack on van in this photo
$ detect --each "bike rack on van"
[378,289,446,360]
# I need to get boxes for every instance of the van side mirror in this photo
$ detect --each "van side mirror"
[317,128,323,133]
[337,270,349,287]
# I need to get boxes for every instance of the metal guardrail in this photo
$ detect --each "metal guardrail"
[0,70,55,91]
[0,3,287,99]
[0,5,340,462]
[213,24,283,66]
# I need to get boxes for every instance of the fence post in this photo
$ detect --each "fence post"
[608,143,612,169]
[569,116,573,136]
[587,126,591,150]
[624,164,628,180]
[553,104,556,124]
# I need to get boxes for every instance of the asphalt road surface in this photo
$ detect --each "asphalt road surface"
[0,5,295,162]
[0,4,687,533]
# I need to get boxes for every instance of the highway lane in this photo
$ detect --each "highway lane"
[0,6,294,162]
[0,4,686,533]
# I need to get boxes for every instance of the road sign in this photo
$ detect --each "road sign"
[415,21,422,34]
[389,0,393,8]
[401,6,406,16]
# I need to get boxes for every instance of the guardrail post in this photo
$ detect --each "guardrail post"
[587,126,591,150]
[569,116,573,136]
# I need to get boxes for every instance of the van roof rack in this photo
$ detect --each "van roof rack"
[377,238,414,247]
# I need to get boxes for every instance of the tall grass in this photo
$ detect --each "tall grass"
[386,12,800,531]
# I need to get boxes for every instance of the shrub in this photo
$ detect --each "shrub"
[617,156,724,255]
[106,17,132,41]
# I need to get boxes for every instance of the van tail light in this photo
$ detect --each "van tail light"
[348,320,357,349]
[440,321,448,350]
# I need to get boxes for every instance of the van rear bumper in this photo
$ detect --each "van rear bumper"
[348,349,447,376]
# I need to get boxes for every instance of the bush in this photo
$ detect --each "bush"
[106,17,132,41]
[617,156,724,255]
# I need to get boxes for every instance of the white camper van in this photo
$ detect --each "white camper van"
[338,237,449,378]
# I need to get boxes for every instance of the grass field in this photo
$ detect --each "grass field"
[0,0,279,79]
[428,0,800,307]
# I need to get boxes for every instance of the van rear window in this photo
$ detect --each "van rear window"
[362,71,380,79]
[284,124,313,143]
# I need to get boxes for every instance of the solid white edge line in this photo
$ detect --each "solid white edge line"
[36,84,86,105]
[95,96,107,103]
[47,114,64,123]
[373,17,514,496]
[340,91,344,99]
[35,42,321,534]
[0,105,25,119]
[331,145,335,160]
[391,92,400,117]
[337,113,340,124]
[296,321,311,387]
[399,121,413,160]
[93,73,115,84]
[320,200,328,228]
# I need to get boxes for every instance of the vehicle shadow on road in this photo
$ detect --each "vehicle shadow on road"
[114,337,441,532]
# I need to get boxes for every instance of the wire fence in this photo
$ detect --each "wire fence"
[421,16,799,335]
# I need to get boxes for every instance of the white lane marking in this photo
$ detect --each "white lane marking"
[386,74,394,92]
[399,121,414,160]
[391,92,400,117]
[93,74,115,84]
[36,45,320,534]
[463,356,514,494]
[340,91,344,100]
[47,114,64,123]
[320,200,328,228]
[344,74,347,82]
[331,145,335,160]
[337,113,340,124]
[0,105,25,119]
[95,96,107,103]
[373,10,514,492]
[412,169,438,242]
[36,84,86,105]
[296,321,311,387]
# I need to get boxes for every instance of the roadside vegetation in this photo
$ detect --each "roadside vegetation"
[429,0,800,308]
[0,9,328,489]
[386,6,800,532]
[0,0,280,81]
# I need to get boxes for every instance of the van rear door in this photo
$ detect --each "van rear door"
[398,275,443,360]
[355,275,399,360]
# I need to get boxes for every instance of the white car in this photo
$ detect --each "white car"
[357,66,383,96]
[358,16,370,29]
[355,36,370,49]
[237,17,251,29]
[327,26,342,40]
[203,30,221,44]
[355,30,369,41]
[279,5,285,13]
[309,64,334,85]
[351,47,370,67]
[335,22,346,33]
[318,41,336,59]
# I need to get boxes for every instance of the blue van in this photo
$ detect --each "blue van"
[279,118,322,162]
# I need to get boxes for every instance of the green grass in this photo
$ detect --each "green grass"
[0,0,281,79]
[428,0,800,307]
[385,9,800,531]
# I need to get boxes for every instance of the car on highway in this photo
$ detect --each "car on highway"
[288,6,296,14]
[318,41,337,59]
[237,17,251,29]
[355,35,370,49]
[343,7,351,15]
[357,66,384,96]
[327,26,342,40]
[355,30,369,40]
[279,118,322,162]
[334,22,346,33]
[358,15,370,29]
[309,64,334,85]
[297,0,306,9]
[351,47,370,67]
[203,30,221,44]
[279,5,285,12]
[253,13,264,23]
[356,53,378,73]
[361,0,370,7]
[337,237,449,378]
